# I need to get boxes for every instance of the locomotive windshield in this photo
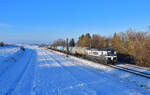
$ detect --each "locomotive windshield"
[107,50,116,56]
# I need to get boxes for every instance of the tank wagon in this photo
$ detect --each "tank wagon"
[71,47,88,56]
[56,46,65,52]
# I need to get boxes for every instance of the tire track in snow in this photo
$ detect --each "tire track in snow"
[31,49,57,95]
[46,51,97,95]
[0,50,24,78]
[31,49,96,95]
[11,50,36,95]
[31,49,77,95]
[0,49,34,95]
[6,51,33,95]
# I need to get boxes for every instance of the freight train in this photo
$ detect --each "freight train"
[47,46,117,64]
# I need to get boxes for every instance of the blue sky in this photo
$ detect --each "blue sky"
[0,0,150,44]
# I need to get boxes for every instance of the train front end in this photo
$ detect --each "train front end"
[104,50,117,64]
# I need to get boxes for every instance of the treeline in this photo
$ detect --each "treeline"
[52,38,75,47]
[76,33,111,49]
[111,29,150,67]
[52,28,150,67]
[76,29,150,67]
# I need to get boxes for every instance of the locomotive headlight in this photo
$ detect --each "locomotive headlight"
[111,57,113,60]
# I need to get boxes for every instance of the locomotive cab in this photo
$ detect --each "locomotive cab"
[104,49,117,64]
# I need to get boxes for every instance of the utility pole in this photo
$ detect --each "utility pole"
[90,38,92,49]
[66,38,69,57]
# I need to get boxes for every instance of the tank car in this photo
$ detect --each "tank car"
[56,46,65,52]
[71,47,88,56]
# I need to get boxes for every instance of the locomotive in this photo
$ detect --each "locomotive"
[85,48,117,64]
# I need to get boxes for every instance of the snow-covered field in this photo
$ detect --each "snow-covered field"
[0,46,20,62]
[0,46,150,95]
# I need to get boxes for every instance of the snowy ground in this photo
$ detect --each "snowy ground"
[0,46,150,95]
[0,46,20,62]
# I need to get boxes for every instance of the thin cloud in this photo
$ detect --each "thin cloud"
[0,22,12,27]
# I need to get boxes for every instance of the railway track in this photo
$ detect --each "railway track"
[124,64,150,71]
[108,65,150,79]
[84,56,150,79]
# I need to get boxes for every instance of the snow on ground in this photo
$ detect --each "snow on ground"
[49,49,150,93]
[0,46,20,62]
[0,48,36,95]
[0,46,150,95]
[0,46,25,80]
[30,48,150,95]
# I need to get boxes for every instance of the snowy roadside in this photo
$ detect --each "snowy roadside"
[0,47,25,76]
[0,46,21,62]
[47,49,150,91]
[0,48,35,95]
